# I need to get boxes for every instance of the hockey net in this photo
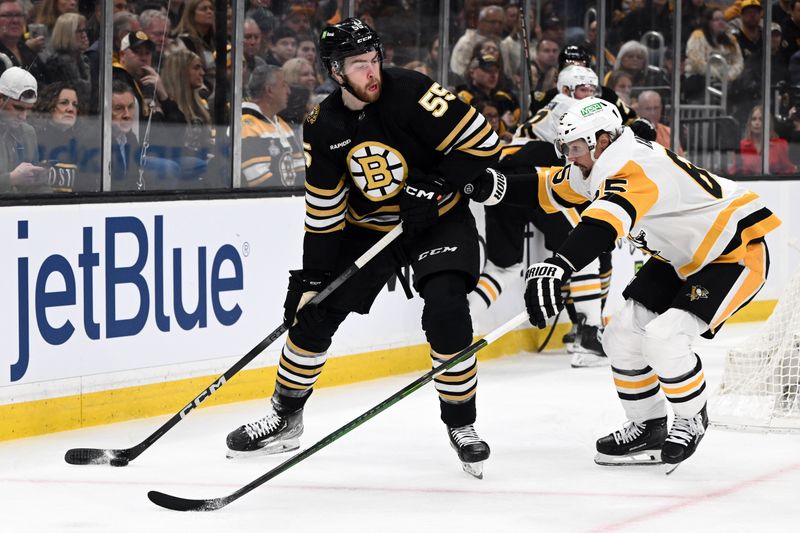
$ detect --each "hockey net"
[710,269,800,432]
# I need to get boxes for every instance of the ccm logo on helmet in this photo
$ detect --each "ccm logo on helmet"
[418,246,458,260]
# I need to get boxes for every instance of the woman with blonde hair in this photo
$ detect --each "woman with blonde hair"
[44,12,91,101]
[152,49,214,186]
[282,57,317,91]
[174,0,216,74]
[733,104,796,175]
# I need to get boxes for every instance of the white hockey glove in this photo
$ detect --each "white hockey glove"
[524,256,573,328]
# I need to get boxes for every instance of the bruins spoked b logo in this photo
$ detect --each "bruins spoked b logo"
[347,141,408,201]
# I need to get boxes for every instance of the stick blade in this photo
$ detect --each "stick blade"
[64,448,129,466]
[148,490,228,512]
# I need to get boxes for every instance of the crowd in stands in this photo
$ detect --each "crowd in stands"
[4,0,800,196]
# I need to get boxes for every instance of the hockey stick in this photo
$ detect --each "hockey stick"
[64,224,404,467]
[536,306,563,353]
[148,310,530,511]
[519,1,534,99]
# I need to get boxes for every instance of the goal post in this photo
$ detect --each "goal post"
[710,270,800,431]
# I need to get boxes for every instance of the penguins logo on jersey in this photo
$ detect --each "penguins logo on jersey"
[688,285,709,301]
[347,141,408,201]
[629,229,666,261]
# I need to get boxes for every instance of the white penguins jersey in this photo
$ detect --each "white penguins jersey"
[543,128,781,279]
[513,93,576,146]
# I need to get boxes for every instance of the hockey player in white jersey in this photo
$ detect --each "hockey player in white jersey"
[471,66,610,367]
[523,97,781,469]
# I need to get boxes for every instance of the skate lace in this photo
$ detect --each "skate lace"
[450,425,482,446]
[665,413,706,446]
[244,411,283,440]
[613,421,645,445]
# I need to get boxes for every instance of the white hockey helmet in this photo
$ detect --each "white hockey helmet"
[556,65,598,97]
[555,97,623,159]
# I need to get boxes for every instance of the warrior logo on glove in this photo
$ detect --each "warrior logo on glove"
[524,256,573,328]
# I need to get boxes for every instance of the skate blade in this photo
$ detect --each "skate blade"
[461,461,484,479]
[594,450,662,466]
[226,438,300,459]
[664,462,681,475]
[570,353,610,368]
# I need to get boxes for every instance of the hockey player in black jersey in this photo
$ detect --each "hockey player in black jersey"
[225,18,507,478]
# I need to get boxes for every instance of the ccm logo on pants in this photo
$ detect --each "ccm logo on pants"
[419,246,458,260]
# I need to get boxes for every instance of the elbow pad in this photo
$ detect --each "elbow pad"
[463,168,507,206]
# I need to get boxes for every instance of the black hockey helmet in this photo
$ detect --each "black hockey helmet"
[319,17,383,75]
[558,45,591,70]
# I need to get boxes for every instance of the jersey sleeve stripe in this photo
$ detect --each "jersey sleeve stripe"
[306,176,346,197]
[457,121,492,151]
[601,194,638,226]
[306,189,347,209]
[436,106,477,152]
[581,208,626,239]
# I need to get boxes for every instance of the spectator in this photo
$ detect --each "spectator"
[781,0,800,62]
[154,48,213,187]
[140,9,181,59]
[296,32,324,87]
[44,13,91,102]
[34,0,78,32]
[282,56,316,91]
[474,99,511,143]
[114,31,167,120]
[264,25,297,66]
[449,5,504,82]
[735,104,797,174]
[531,38,560,98]
[423,35,440,77]
[636,90,685,155]
[685,8,744,99]
[278,82,311,129]
[775,0,793,27]
[247,6,277,52]
[683,0,710,44]
[733,1,764,69]
[456,54,519,137]
[0,0,47,84]
[540,16,565,47]
[174,0,215,77]
[606,40,669,89]
[282,7,312,35]
[240,64,303,188]
[109,80,141,190]
[469,37,514,92]
[772,23,790,86]
[620,0,674,48]
[606,69,634,106]
[0,66,46,192]
[501,5,541,83]
[31,81,94,191]
[580,20,616,73]
[243,17,266,76]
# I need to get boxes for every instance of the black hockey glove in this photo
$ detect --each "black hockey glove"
[524,256,573,328]
[398,176,448,237]
[463,168,507,206]
[283,270,330,328]
[630,117,657,142]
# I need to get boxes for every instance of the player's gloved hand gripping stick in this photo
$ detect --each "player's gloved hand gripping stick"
[63,224,405,467]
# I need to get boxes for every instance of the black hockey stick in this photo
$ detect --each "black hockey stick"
[536,306,563,353]
[64,224,404,467]
[148,311,529,511]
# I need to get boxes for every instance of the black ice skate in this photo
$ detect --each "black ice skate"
[226,407,303,458]
[569,320,609,368]
[594,416,667,466]
[662,404,708,474]
[447,424,490,479]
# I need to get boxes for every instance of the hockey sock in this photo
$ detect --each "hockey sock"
[432,350,478,426]
[273,336,329,411]
[658,355,707,418]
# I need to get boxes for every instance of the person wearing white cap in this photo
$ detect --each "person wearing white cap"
[0,66,46,192]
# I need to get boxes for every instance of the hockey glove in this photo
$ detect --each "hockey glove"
[398,176,448,237]
[463,168,507,206]
[283,270,330,327]
[630,117,657,142]
[524,256,573,328]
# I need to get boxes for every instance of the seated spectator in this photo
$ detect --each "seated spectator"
[781,0,800,63]
[264,25,297,66]
[456,54,519,137]
[140,9,183,59]
[635,90,685,155]
[174,0,216,86]
[734,104,797,174]
[31,81,95,191]
[605,41,669,89]
[153,48,214,188]
[243,17,266,79]
[282,56,316,91]
[530,38,559,99]
[620,0,674,49]
[240,65,304,188]
[0,67,46,192]
[684,8,744,99]
[44,13,91,102]
[282,6,312,36]
[450,5,505,82]
[0,0,47,84]
[34,0,78,33]
[114,31,172,122]
[296,33,324,86]
[540,15,565,47]
[474,99,511,143]
[606,69,633,106]
[469,37,515,93]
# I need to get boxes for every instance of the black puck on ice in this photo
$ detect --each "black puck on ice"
[109,457,129,467]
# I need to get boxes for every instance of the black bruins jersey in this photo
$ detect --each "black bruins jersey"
[302,67,501,272]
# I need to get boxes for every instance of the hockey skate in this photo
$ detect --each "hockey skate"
[569,320,609,368]
[662,404,708,475]
[447,424,490,479]
[594,416,667,466]
[226,407,304,458]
